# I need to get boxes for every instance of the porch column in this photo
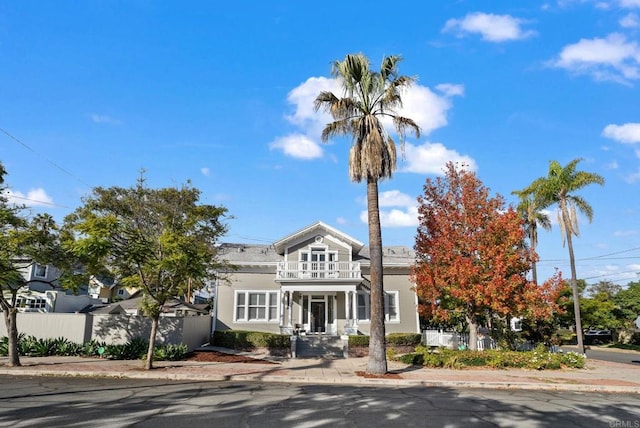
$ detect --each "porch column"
[351,291,358,328]
[280,291,286,328]
[288,291,293,327]
[344,291,351,327]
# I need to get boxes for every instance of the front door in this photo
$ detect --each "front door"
[311,301,325,333]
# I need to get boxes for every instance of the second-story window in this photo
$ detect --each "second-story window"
[34,263,48,278]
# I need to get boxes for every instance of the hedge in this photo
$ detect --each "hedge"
[212,330,291,350]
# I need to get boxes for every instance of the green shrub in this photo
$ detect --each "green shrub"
[0,337,8,356]
[348,335,369,347]
[394,344,586,370]
[154,344,188,361]
[104,338,148,360]
[397,352,424,365]
[82,340,108,357]
[213,330,290,350]
[386,333,422,346]
[53,337,84,356]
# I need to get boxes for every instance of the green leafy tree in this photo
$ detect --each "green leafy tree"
[413,163,563,350]
[585,280,622,299]
[0,163,65,366]
[614,281,640,326]
[314,53,420,375]
[511,192,551,285]
[580,292,621,330]
[64,175,229,369]
[521,158,604,354]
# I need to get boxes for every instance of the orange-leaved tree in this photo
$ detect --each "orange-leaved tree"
[412,162,563,350]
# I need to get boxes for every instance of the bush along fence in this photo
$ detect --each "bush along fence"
[0,335,189,361]
[212,330,292,357]
[394,344,586,370]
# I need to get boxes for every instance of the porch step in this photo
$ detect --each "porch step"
[295,335,344,359]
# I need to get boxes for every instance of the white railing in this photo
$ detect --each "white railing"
[276,261,361,280]
[422,329,496,350]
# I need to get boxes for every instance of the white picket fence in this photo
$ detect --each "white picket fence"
[422,329,496,350]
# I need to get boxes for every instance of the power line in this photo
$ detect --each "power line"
[0,126,92,188]
[4,193,70,209]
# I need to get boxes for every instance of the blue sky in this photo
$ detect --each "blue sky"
[1,1,639,286]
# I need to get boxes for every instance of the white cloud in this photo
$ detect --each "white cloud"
[442,12,536,42]
[625,167,640,183]
[620,0,640,8]
[285,76,340,137]
[336,217,348,225]
[359,190,419,228]
[4,188,54,207]
[548,33,640,84]
[378,190,416,207]
[269,134,323,159]
[360,206,419,228]
[435,83,465,97]
[201,167,210,177]
[89,114,122,125]
[602,123,640,143]
[605,160,619,169]
[400,142,477,174]
[613,229,638,236]
[620,12,639,28]
[394,84,462,135]
[274,75,464,161]
[285,76,462,139]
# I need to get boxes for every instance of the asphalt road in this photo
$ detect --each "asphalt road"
[562,345,640,366]
[1,375,639,427]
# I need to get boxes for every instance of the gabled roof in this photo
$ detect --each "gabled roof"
[273,221,365,255]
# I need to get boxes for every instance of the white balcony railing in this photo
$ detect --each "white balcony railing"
[276,261,361,280]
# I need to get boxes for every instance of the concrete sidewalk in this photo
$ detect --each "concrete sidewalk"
[2,348,639,394]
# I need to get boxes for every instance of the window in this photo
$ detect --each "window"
[17,297,47,311]
[235,291,279,322]
[356,291,400,323]
[34,263,48,278]
[117,289,126,296]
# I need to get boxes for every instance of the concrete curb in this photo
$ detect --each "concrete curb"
[2,368,639,394]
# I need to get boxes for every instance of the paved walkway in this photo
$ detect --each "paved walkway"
[1,348,639,394]
[0,348,640,393]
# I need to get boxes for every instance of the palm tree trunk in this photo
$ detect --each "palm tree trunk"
[2,306,21,367]
[365,178,387,375]
[565,231,585,355]
[145,315,159,370]
[531,232,538,285]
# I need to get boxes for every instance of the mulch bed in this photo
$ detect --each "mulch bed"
[185,351,277,364]
[355,370,403,379]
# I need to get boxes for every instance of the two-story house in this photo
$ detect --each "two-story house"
[214,221,419,336]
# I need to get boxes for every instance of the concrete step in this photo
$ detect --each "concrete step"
[295,335,344,359]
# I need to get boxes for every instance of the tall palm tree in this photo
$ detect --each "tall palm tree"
[512,191,551,285]
[523,158,604,354]
[314,53,420,375]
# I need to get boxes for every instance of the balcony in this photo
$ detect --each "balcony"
[276,261,361,280]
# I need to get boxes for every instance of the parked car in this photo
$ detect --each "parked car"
[584,329,612,345]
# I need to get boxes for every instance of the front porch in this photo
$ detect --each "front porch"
[277,287,362,337]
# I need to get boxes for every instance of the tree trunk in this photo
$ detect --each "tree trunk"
[531,227,538,285]
[2,305,21,367]
[565,229,585,355]
[145,315,159,370]
[466,313,478,351]
[365,178,387,375]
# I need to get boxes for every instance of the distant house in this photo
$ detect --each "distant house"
[87,276,138,302]
[214,221,419,336]
[15,290,102,313]
[89,295,210,317]
[15,260,62,293]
